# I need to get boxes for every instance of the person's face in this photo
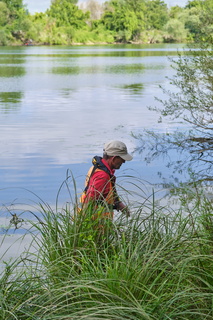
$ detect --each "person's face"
[111,156,125,169]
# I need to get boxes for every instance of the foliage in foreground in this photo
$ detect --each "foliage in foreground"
[1,185,213,320]
[134,17,213,185]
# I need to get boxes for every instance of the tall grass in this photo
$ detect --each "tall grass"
[0,179,213,319]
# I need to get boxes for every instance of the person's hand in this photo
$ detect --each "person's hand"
[117,202,130,217]
[122,206,130,217]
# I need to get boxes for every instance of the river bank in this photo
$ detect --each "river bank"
[1,38,187,47]
[1,192,213,320]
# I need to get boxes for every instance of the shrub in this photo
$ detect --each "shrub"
[0,28,9,45]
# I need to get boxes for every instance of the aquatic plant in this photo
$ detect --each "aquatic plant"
[0,178,213,320]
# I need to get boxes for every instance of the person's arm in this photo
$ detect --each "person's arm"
[113,187,130,217]
[114,201,130,217]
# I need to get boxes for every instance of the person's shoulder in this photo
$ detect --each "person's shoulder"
[93,168,109,177]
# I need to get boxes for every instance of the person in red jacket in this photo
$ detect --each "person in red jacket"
[80,140,133,218]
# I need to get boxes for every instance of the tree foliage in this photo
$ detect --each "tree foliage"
[163,18,188,42]
[47,0,89,29]
[0,0,31,43]
[0,2,10,27]
[101,0,142,41]
[135,5,213,184]
[0,0,212,45]
[1,0,24,11]
[145,0,169,30]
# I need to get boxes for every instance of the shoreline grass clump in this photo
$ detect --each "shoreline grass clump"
[0,184,213,319]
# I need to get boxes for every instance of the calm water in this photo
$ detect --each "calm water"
[0,44,185,215]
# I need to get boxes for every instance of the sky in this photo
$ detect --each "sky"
[24,0,189,14]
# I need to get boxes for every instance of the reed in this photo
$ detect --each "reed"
[0,179,213,320]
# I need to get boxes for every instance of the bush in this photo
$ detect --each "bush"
[139,29,164,44]
[163,18,188,42]
[0,28,9,45]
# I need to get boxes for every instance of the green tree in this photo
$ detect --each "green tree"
[169,5,184,19]
[146,0,169,30]
[0,0,31,44]
[198,0,213,41]
[47,0,89,29]
[26,12,49,43]
[1,0,23,9]
[163,18,188,42]
[185,0,202,9]
[183,8,201,39]
[1,0,25,20]
[0,2,10,26]
[135,11,213,183]
[179,1,213,40]
[10,9,31,42]
[170,7,200,41]
[186,0,213,10]
[122,0,146,31]
[101,0,145,41]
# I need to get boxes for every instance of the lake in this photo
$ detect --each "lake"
[0,43,185,225]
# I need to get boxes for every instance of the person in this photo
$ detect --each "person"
[80,140,133,218]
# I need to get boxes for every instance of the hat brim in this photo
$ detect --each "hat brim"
[120,153,133,161]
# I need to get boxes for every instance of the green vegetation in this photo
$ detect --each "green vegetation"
[0,0,212,45]
[134,2,213,185]
[1,179,213,319]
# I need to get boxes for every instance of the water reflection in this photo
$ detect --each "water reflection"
[32,45,184,58]
[52,63,145,75]
[0,66,25,77]
[0,91,23,103]
[107,64,145,74]
[0,92,23,113]
[119,83,144,95]
[0,56,26,64]
[52,66,81,75]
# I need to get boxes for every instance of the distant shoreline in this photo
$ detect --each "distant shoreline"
[1,40,186,47]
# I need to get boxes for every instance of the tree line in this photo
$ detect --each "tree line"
[0,0,212,46]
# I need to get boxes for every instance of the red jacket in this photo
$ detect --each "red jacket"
[80,156,120,208]
[85,158,115,202]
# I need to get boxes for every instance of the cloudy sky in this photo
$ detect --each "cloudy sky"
[24,0,189,14]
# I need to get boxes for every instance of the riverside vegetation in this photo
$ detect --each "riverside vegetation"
[0,0,213,46]
[1,1,213,318]
[0,176,213,320]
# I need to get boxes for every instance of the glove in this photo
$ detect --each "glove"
[116,201,130,217]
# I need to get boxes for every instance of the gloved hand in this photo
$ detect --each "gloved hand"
[116,201,130,217]
[122,206,130,217]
